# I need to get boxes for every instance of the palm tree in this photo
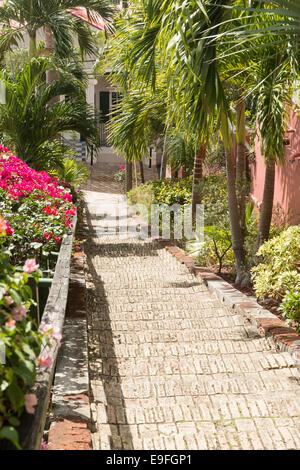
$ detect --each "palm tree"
[250,43,297,256]
[0,57,99,169]
[0,0,115,59]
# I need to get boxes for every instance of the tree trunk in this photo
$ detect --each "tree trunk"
[44,27,59,88]
[236,98,247,239]
[253,158,276,257]
[225,147,246,284]
[159,127,169,179]
[125,160,133,193]
[191,143,206,218]
[29,32,37,59]
[139,159,145,184]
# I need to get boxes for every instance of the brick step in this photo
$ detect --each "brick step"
[88,351,294,377]
[94,338,274,358]
[90,296,216,306]
[94,325,261,344]
[89,283,208,292]
[92,393,300,427]
[93,426,298,450]
[89,317,246,331]
[88,309,233,321]
[90,302,230,313]
[89,369,300,399]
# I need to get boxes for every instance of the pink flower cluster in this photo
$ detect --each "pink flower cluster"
[40,322,62,348]
[0,215,14,236]
[0,153,68,201]
[0,151,76,233]
[23,258,40,273]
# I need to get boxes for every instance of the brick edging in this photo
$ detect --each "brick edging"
[159,240,300,367]
[47,215,92,451]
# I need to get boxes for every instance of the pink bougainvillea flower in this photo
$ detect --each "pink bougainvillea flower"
[24,394,37,414]
[5,221,14,236]
[40,323,62,348]
[43,232,51,241]
[50,326,62,348]
[40,439,48,450]
[3,147,8,153]
[0,216,6,235]
[120,165,125,170]
[40,322,50,336]
[0,216,14,236]
[38,352,52,369]
[5,318,16,328]
[5,296,14,306]
[23,258,40,273]
[11,305,27,321]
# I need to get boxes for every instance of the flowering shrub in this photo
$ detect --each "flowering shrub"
[251,225,300,300]
[0,150,76,266]
[0,149,70,448]
[127,177,192,208]
[0,246,62,448]
[114,165,126,183]
[0,250,43,448]
[279,287,300,332]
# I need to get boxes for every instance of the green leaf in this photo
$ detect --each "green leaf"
[8,416,20,427]
[0,426,21,449]
[7,377,24,410]
[13,360,35,386]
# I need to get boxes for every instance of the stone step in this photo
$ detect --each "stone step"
[94,425,299,450]
[92,392,300,427]
[93,325,261,345]
[88,351,295,377]
[92,337,275,358]
[89,369,300,400]
[88,316,247,331]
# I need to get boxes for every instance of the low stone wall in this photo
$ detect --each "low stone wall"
[17,215,77,450]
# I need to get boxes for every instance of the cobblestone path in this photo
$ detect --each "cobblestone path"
[84,189,300,450]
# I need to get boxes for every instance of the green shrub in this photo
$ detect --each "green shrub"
[51,157,89,188]
[151,178,192,206]
[113,166,126,183]
[279,287,300,332]
[251,225,300,300]
[0,251,42,448]
[188,225,234,273]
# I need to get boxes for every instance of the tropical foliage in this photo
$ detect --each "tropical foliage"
[0,149,77,267]
[0,57,99,170]
[279,287,300,332]
[0,0,114,59]
[251,225,300,300]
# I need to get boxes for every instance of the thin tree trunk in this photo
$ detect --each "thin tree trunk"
[236,98,247,239]
[225,147,246,284]
[253,158,276,257]
[29,32,37,59]
[125,160,133,193]
[191,143,206,218]
[159,126,169,179]
[139,159,145,184]
[44,27,59,89]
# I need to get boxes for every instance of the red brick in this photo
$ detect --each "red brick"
[47,419,92,450]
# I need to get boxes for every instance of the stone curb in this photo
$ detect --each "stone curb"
[15,215,77,450]
[47,220,92,451]
[159,240,300,367]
